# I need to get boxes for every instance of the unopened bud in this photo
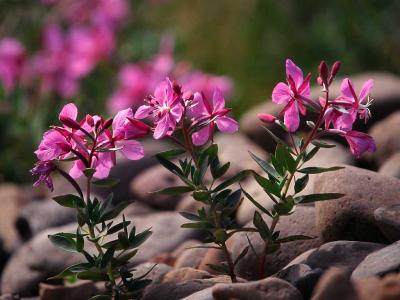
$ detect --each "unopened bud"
[183,90,193,101]
[318,61,329,85]
[331,61,341,78]
[102,117,113,130]
[86,115,94,127]
[172,81,182,95]
[59,116,81,130]
[258,113,277,124]
[317,76,324,87]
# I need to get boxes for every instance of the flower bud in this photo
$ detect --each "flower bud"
[318,61,329,85]
[331,61,341,78]
[86,114,94,127]
[59,116,81,130]
[102,117,113,130]
[183,90,194,101]
[258,113,277,124]
[317,76,324,87]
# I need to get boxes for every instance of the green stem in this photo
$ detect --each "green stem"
[259,216,279,279]
[222,242,237,283]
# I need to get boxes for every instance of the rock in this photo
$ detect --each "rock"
[123,201,157,216]
[212,277,303,300]
[284,248,317,268]
[315,166,400,242]
[214,133,266,175]
[39,281,98,300]
[198,247,227,274]
[369,112,400,165]
[92,138,174,203]
[162,268,213,282]
[131,262,172,284]
[15,199,76,241]
[352,240,400,279]
[176,195,205,214]
[311,267,359,300]
[181,287,214,300]
[304,241,385,272]
[354,273,400,300]
[379,153,400,178]
[1,212,199,296]
[232,206,322,280]
[0,184,23,250]
[374,205,400,242]
[130,164,183,209]
[276,264,324,300]
[1,223,82,297]
[174,241,208,269]
[142,275,233,300]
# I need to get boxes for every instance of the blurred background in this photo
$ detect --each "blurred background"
[1,0,400,183]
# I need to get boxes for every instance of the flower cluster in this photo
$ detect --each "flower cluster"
[0,38,25,94]
[134,77,238,142]
[32,103,149,190]
[107,38,232,113]
[267,59,376,158]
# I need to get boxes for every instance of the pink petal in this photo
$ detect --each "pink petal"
[345,131,376,158]
[272,82,291,104]
[215,116,239,133]
[283,101,300,133]
[154,114,174,139]
[189,92,209,119]
[192,125,212,146]
[69,160,85,179]
[340,78,356,101]
[333,111,356,132]
[59,103,78,121]
[113,108,133,132]
[134,105,153,119]
[118,140,145,160]
[169,103,184,123]
[212,89,225,112]
[359,79,374,102]
[286,59,303,88]
[93,163,111,179]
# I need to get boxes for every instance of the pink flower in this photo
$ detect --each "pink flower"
[324,78,374,131]
[272,59,311,132]
[31,161,57,191]
[0,38,25,93]
[258,113,277,124]
[135,78,184,139]
[190,90,239,146]
[35,129,71,161]
[344,131,376,158]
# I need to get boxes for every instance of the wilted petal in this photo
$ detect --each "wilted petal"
[118,140,144,160]
[286,59,303,88]
[272,82,291,104]
[345,131,376,158]
[283,101,300,133]
[215,116,239,133]
[192,125,212,146]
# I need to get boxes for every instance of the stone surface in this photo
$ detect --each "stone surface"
[374,205,400,242]
[198,247,227,274]
[232,206,322,280]
[39,281,98,300]
[15,199,76,241]
[162,268,214,282]
[181,287,214,300]
[354,273,400,300]
[311,267,359,300]
[369,111,400,165]
[304,241,385,273]
[212,277,303,300]
[142,275,233,300]
[130,163,183,209]
[131,262,173,284]
[174,241,208,269]
[276,264,324,300]
[284,248,317,268]
[315,166,400,242]
[352,240,400,279]
[379,152,400,178]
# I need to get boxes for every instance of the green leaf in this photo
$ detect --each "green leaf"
[92,178,120,188]
[107,220,131,235]
[181,222,213,229]
[275,235,314,243]
[304,146,320,162]
[48,263,92,279]
[193,190,211,202]
[249,151,280,180]
[89,296,112,300]
[48,233,77,252]
[294,174,309,194]
[262,126,289,146]
[311,140,337,148]
[53,194,85,208]
[273,197,295,216]
[254,173,281,197]
[83,168,96,177]
[179,212,201,221]
[234,245,249,266]
[298,166,344,174]
[129,228,152,248]
[295,193,345,204]
[155,155,184,176]
[212,170,252,192]
[253,211,271,241]
[99,201,130,222]
[241,186,273,218]
[77,270,109,281]
[155,148,186,159]
[100,247,115,269]
[155,186,194,195]
[76,229,84,252]
[213,162,230,179]
[276,145,296,173]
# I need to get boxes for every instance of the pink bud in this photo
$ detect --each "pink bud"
[331,61,341,78]
[318,61,329,84]
[317,76,324,87]
[183,90,193,101]
[59,116,81,130]
[258,113,277,124]
[102,117,113,130]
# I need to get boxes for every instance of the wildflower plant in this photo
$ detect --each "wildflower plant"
[247,59,376,278]
[135,78,250,282]
[31,103,153,299]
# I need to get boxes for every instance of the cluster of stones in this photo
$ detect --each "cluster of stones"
[1,72,400,299]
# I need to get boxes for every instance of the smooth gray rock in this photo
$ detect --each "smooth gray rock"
[374,205,400,242]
